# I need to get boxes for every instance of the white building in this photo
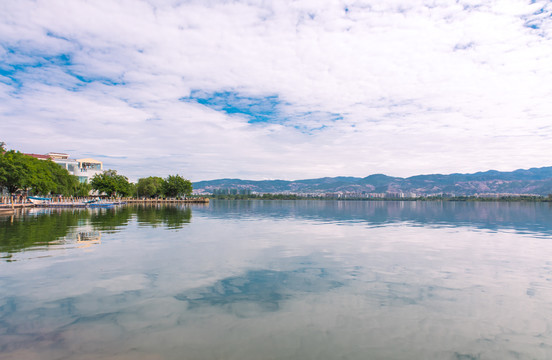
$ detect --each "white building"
[48,153,79,176]
[43,153,104,183]
[75,158,103,183]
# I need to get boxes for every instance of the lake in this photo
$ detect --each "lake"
[1,200,552,359]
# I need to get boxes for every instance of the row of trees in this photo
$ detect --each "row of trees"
[90,170,134,197]
[0,144,192,198]
[91,172,192,198]
[135,175,192,198]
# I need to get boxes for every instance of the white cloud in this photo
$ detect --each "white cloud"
[0,0,551,181]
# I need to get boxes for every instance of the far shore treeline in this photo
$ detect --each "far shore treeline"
[209,193,552,202]
[0,144,192,198]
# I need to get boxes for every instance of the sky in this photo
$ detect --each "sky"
[1,0,551,182]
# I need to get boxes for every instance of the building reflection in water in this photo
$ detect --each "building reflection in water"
[0,205,193,260]
[70,230,102,249]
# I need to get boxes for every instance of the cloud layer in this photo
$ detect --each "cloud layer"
[1,0,551,181]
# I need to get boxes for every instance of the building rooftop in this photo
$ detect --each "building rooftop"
[24,153,51,160]
[77,158,103,164]
[47,152,69,159]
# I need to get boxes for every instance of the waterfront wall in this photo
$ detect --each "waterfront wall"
[0,196,209,208]
[124,198,209,204]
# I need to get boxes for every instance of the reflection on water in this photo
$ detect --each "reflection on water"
[135,205,192,229]
[176,264,344,315]
[72,231,102,248]
[199,200,552,235]
[1,201,552,359]
[0,205,192,260]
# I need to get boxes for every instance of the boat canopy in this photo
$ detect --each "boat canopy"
[28,196,51,201]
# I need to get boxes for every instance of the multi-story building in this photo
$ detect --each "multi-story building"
[47,152,79,176]
[75,158,103,183]
[25,152,104,184]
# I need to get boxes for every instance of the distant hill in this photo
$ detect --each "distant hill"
[193,167,552,196]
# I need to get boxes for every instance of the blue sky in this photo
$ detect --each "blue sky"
[1,0,551,181]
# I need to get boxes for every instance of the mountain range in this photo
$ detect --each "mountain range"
[193,167,552,196]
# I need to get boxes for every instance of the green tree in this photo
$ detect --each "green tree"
[128,182,137,198]
[136,176,164,198]
[91,170,132,197]
[75,182,92,197]
[162,174,192,198]
[0,150,33,193]
[27,159,57,195]
[36,160,79,196]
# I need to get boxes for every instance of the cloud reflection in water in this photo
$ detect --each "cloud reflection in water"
[175,266,344,315]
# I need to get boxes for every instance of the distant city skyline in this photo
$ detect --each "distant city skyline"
[1,0,551,182]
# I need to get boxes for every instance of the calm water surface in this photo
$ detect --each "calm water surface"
[1,200,552,359]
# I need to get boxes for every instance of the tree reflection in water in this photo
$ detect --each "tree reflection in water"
[135,205,192,229]
[0,205,193,259]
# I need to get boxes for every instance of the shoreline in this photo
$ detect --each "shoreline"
[205,195,552,202]
[0,197,209,210]
[2,196,550,212]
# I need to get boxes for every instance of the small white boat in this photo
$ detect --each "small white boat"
[28,196,52,205]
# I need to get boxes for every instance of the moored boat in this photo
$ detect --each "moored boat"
[28,196,52,205]
[87,202,115,208]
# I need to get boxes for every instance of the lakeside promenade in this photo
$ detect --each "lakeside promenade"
[125,198,209,204]
[0,196,209,210]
